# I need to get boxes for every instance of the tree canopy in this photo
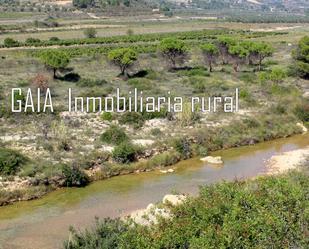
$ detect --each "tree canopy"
[159,38,188,69]
[39,50,70,78]
[107,48,138,77]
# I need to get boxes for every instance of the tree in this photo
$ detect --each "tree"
[228,44,249,72]
[159,38,188,69]
[200,43,219,72]
[107,48,137,77]
[292,36,309,79]
[217,36,236,64]
[83,28,97,38]
[39,50,70,78]
[243,41,274,71]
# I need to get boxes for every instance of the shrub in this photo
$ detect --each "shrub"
[25,37,41,45]
[292,36,309,79]
[119,112,144,129]
[173,137,192,159]
[178,67,210,77]
[49,37,60,42]
[0,148,26,175]
[101,112,113,122]
[64,217,129,249]
[101,125,128,145]
[112,142,139,164]
[294,102,309,122]
[148,151,181,167]
[176,102,199,126]
[83,28,97,38]
[61,164,89,187]
[3,37,19,47]
[142,107,168,120]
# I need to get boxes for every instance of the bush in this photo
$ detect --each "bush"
[25,37,41,45]
[49,37,60,42]
[64,217,129,249]
[3,37,19,47]
[0,148,27,175]
[119,112,144,129]
[173,137,192,159]
[84,28,97,38]
[294,102,309,122]
[101,112,113,122]
[101,125,128,145]
[148,151,181,168]
[61,164,89,187]
[112,142,139,164]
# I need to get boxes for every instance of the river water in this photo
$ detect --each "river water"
[0,133,308,249]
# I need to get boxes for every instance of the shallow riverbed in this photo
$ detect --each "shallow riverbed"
[0,133,308,249]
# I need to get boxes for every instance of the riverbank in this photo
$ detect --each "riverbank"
[65,168,309,249]
[1,132,308,249]
[267,145,309,174]
[1,120,305,207]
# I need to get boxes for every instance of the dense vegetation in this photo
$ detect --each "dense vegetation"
[64,169,309,249]
[292,36,309,79]
[0,148,26,176]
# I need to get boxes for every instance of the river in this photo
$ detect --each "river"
[0,133,308,249]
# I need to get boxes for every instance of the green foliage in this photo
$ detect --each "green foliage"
[259,68,287,84]
[64,217,129,249]
[112,142,139,164]
[0,148,26,175]
[101,125,129,145]
[73,0,95,8]
[101,112,113,122]
[84,28,97,38]
[3,37,19,47]
[61,164,89,187]
[119,112,144,129]
[107,48,137,76]
[292,36,309,79]
[294,101,309,123]
[159,38,188,69]
[65,171,309,249]
[39,50,70,78]
[148,151,181,168]
[25,37,41,45]
[173,137,192,159]
[178,67,210,77]
[200,43,219,55]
